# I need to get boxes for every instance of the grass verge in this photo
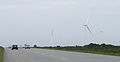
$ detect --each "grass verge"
[0,48,4,62]
[34,43,120,56]
[37,46,120,56]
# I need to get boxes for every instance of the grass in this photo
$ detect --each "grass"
[36,43,120,56]
[0,48,4,62]
[38,47,120,56]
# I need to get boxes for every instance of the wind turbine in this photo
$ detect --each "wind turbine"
[83,15,93,35]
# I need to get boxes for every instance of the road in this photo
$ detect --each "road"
[4,48,120,62]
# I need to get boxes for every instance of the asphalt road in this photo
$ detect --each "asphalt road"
[4,48,120,62]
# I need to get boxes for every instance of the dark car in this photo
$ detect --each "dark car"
[25,47,30,49]
[12,45,18,50]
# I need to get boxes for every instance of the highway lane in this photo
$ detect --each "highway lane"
[4,48,120,62]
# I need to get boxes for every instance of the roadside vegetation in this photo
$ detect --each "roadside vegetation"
[0,47,4,62]
[37,43,120,56]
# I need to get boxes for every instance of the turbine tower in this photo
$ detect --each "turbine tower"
[51,29,54,42]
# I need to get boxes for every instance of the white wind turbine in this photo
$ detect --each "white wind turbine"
[83,15,93,35]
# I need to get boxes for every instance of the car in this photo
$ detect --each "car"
[12,45,18,50]
[25,47,30,49]
[24,44,30,49]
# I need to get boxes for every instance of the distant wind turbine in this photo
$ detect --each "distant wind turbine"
[83,15,93,35]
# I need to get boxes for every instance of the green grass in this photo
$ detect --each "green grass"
[37,43,120,56]
[0,48,4,62]
[38,47,120,56]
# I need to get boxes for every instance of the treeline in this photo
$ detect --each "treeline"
[39,43,120,56]
[0,46,3,48]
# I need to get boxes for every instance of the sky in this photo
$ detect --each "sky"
[0,0,120,47]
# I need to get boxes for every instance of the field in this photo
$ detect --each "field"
[0,48,4,62]
[38,43,120,56]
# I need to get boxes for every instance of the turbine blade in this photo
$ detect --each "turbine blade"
[86,25,92,34]
[85,15,89,25]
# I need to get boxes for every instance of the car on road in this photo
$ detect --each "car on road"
[24,44,30,49]
[12,45,18,50]
[25,47,30,49]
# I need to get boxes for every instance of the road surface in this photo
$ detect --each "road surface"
[4,48,120,62]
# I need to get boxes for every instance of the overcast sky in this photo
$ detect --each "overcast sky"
[0,0,120,47]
